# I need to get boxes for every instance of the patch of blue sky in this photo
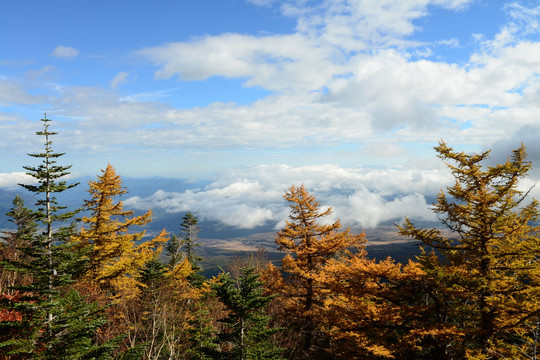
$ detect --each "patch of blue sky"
[0,104,51,123]
[439,117,472,130]
[489,105,511,111]
[410,1,507,64]
[506,79,532,95]
[459,120,473,130]
[2,0,296,59]
[389,126,407,133]
[143,123,164,130]
[452,104,509,111]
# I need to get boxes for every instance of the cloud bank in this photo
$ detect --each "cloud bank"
[124,164,447,230]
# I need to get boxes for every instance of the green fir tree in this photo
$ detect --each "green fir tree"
[0,115,113,359]
[211,266,284,360]
[181,211,202,272]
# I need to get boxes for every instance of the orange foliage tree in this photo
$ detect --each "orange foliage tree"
[321,249,429,359]
[399,142,540,359]
[265,184,365,358]
[72,163,167,299]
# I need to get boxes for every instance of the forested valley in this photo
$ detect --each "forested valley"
[2,117,540,360]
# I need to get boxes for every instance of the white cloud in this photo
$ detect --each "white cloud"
[0,172,37,189]
[138,1,475,93]
[340,188,434,228]
[0,81,38,106]
[246,0,278,7]
[124,164,446,229]
[111,71,129,88]
[131,1,540,146]
[51,45,79,59]
[6,1,540,193]
[138,33,337,93]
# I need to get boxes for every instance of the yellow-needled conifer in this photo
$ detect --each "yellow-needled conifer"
[321,249,428,359]
[399,141,540,359]
[266,184,365,359]
[72,164,167,299]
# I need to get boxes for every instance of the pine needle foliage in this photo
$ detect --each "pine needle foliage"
[180,211,202,272]
[268,184,365,358]
[0,116,112,359]
[399,141,540,359]
[72,163,167,299]
[0,196,38,295]
[211,266,284,360]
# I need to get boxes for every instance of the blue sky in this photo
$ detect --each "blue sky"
[2,0,540,230]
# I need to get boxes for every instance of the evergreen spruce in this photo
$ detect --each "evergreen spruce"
[0,196,38,294]
[211,266,284,360]
[167,211,205,286]
[0,115,112,359]
[166,234,182,269]
[186,302,217,360]
[18,115,79,322]
[181,211,202,272]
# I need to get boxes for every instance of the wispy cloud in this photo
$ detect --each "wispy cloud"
[111,71,129,88]
[0,80,45,106]
[51,45,79,59]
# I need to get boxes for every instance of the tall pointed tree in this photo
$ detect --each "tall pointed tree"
[267,184,365,358]
[167,211,204,287]
[19,115,79,317]
[399,141,540,358]
[72,163,167,299]
[180,211,201,272]
[0,115,113,359]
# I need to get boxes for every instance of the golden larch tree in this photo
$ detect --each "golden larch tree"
[320,249,436,359]
[72,164,167,299]
[266,184,365,358]
[399,141,540,359]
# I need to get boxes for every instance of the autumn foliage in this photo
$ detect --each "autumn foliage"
[72,164,166,297]
[2,118,540,359]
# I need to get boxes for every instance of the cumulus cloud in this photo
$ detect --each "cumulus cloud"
[138,1,475,93]
[51,45,79,59]
[131,1,540,145]
[124,164,444,229]
[7,0,540,199]
[138,33,337,93]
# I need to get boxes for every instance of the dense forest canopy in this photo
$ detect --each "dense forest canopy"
[1,117,540,359]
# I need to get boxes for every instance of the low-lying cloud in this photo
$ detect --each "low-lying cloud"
[124,164,446,230]
[0,172,37,189]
